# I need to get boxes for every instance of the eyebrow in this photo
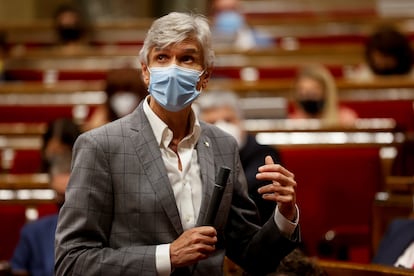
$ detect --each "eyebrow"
[152,46,200,54]
[182,48,200,54]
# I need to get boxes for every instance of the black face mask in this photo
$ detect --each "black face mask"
[371,66,400,76]
[298,99,325,115]
[57,26,83,43]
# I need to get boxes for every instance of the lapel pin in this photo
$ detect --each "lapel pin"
[204,141,210,147]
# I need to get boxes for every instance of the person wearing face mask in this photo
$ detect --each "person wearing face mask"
[197,90,282,225]
[289,64,358,127]
[55,12,301,276]
[82,67,148,132]
[210,0,273,51]
[52,4,90,55]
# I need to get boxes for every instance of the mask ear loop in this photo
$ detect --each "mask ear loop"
[199,70,208,91]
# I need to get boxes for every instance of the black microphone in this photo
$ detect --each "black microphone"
[203,166,231,226]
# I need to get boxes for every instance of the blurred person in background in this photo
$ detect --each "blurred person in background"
[41,118,81,173]
[82,67,148,131]
[52,3,90,54]
[10,154,73,276]
[210,0,273,51]
[372,215,414,269]
[196,90,282,225]
[348,24,414,80]
[289,64,358,127]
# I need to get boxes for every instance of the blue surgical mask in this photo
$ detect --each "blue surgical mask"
[148,64,203,112]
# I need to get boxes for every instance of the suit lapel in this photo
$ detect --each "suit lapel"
[128,104,183,235]
[196,131,216,226]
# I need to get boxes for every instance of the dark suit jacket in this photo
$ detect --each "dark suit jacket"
[11,214,58,276]
[239,134,281,225]
[372,218,414,266]
[55,102,299,275]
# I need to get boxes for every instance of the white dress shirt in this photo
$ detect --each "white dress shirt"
[143,97,298,276]
[395,241,414,269]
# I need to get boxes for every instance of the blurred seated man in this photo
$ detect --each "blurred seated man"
[290,64,358,127]
[10,154,72,276]
[372,216,414,269]
[82,67,148,131]
[196,90,281,225]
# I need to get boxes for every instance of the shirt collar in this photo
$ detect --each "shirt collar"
[143,96,201,148]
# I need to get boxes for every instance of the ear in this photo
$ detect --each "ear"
[141,63,150,86]
[200,68,212,89]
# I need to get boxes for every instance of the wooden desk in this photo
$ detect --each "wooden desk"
[0,173,54,204]
[0,173,49,189]
[0,123,46,137]
[317,259,414,276]
[385,176,414,194]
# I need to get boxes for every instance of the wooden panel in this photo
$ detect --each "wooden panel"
[318,259,414,276]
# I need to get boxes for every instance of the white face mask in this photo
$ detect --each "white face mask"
[214,120,244,148]
[109,92,140,117]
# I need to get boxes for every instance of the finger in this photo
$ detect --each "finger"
[265,155,274,165]
[258,163,295,178]
[258,181,296,195]
[262,192,295,203]
[196,226,217,237]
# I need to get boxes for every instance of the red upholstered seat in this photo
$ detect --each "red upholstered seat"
[280,146,383,262]
[0,205,27,260]
[344,100,414,132]
[9,150,43,174]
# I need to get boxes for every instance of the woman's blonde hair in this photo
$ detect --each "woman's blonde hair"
[294,64,339,125]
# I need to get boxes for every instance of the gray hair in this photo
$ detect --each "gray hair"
[138,12,215,69]
[196,90,244,119]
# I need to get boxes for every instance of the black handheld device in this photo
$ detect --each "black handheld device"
[203,166,231,226]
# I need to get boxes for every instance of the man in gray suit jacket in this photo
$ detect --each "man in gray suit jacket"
[55,12,300,276]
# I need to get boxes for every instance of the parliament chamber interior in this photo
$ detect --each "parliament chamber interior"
[0,0,414,275]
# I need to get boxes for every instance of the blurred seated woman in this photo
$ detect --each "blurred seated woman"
[83,67,148,131]
[289,64,358,127]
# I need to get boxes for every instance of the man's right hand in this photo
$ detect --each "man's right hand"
[170,226,217,268]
